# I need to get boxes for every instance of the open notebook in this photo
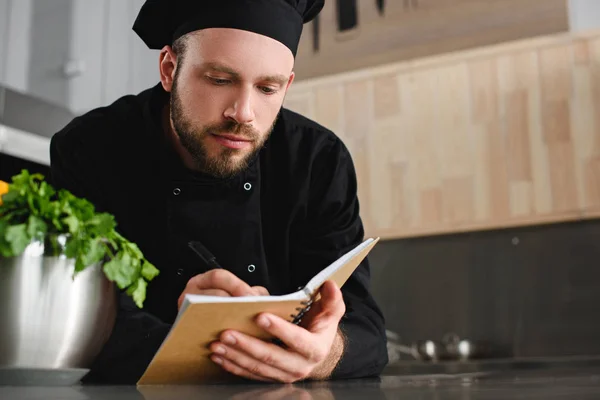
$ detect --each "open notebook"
[137,237,380,385]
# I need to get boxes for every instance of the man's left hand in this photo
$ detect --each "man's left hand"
[208,280,346,383]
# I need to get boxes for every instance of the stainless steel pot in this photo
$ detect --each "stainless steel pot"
[0,234,117,370]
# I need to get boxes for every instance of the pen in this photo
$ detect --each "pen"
[187,240,224,270]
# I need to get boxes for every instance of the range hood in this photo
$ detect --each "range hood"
[0,84,76,167]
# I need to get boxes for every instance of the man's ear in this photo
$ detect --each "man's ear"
[159,45,177,92]
[286,71,295,91]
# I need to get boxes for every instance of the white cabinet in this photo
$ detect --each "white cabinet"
[128,0,161,97]
[0,0,160,114]
[0,0,9,87]
[67,0,107,114]
[0,0,33,93]
[569,0,600,32]
[67,0,159,114]
[28,0,71,108]
[102,0,136,107]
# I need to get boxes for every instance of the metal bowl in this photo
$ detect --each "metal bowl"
[0,234,117,370]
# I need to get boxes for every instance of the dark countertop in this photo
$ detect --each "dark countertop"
[3,361,600,400]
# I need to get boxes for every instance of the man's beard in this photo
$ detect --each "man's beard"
[170,79,275,179]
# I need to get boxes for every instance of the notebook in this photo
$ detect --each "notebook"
[137,237,380,385]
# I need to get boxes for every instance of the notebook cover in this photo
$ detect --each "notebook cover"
[137,238,379,385]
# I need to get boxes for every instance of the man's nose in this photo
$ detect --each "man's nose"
[223,89,255,125]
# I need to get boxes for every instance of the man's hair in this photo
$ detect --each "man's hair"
[172,34,190,66]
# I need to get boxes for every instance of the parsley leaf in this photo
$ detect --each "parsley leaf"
[141,260,160,281]
[0,220,11,256]
[127,277,148,309]
[0,170,159,307]
[103,252,138,290]
[6,224,29,255]
[27,215,47,238]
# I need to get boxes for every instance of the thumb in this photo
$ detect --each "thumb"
[310,281,346,332]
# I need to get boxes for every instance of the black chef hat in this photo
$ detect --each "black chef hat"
[133,0,324,57]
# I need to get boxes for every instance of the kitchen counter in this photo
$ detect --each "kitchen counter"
[3,362,600,400]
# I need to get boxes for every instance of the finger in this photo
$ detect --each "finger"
[210,340,305,383]
[177,288,230,309]
[211,332,308,379]
[252,282,345,360]
[252,313,327,363]
[210,355,276,383]
[304,281,346,333]
[251,286,270,296]
[189,270,256,297]
[198,289,231,297]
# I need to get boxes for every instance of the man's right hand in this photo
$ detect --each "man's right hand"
[177,269,269,310]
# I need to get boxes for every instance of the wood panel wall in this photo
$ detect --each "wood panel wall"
[293,0,569,80]
[284,30,600,239]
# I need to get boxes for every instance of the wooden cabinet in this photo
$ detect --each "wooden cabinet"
[0,0,571,113]
[294,0,569,80]
[285,30,600,240]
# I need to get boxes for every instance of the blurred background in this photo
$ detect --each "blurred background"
[1,0,600,366]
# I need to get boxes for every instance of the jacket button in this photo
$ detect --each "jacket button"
[176,268,184,276]
[173,188,181,196]
[243,182,252,191]
[247,264,256,272]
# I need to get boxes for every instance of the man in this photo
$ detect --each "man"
[49,0,388,384]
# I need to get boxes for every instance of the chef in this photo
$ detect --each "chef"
[49,0,388,384]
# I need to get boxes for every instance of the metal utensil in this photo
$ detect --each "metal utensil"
[442,333,510,360]
[312,14,320,52]
[376,0,385,15]
[413,339,454,361]
[0,234,117,370]
[387,330,455,362]
[389,340,451,361]
[442,332,461,357]
[336,0,358,31]
[455,339,505,360]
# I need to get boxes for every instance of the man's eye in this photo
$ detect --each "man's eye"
[259,86,277,95]
[209,77,230,85]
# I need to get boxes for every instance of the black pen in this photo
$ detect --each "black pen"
[187,240,223,270]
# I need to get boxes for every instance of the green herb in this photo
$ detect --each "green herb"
[0,170,159,308]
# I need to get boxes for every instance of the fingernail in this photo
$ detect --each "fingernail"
[222,334,236,345]
[213,345,226,355]
[258,315,271,328]
[212,355,223,364]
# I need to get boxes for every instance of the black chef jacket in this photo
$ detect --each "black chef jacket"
[49,83,388,384]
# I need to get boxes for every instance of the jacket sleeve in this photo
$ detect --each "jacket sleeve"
[292,136,388,379]
[49,123,171,384]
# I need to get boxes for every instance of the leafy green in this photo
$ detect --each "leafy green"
[142,260,160,281]
[127,277,148,312]
[0,170,159,308]
[6,224,29,255]
[0,220,10,255]
[27,215,48,238]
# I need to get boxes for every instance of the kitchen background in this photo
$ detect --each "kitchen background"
[1,0,600,363]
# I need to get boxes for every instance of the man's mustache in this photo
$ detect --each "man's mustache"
[208,120,260,140]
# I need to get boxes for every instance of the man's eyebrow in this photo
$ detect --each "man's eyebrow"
[258,74,289,86]
[204,62,288,86]
[205,62,241,78]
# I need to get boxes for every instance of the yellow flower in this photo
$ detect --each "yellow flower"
[0,180,9,205]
